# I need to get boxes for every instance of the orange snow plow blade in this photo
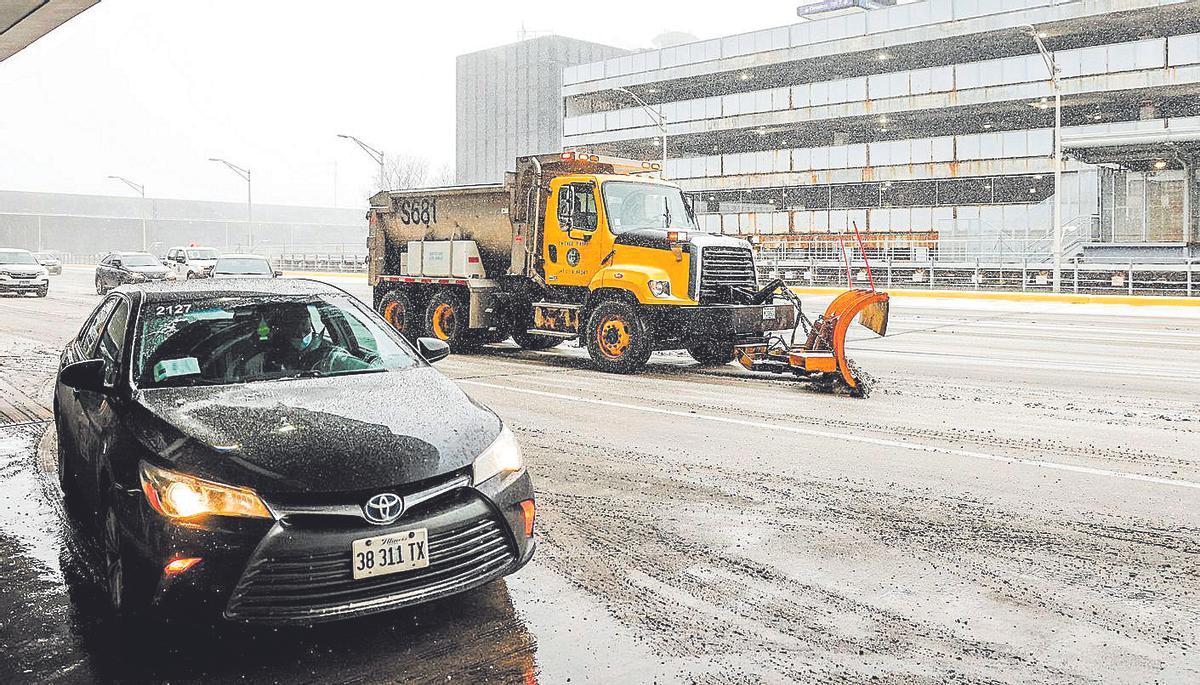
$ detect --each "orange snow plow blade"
[735,287,890,397]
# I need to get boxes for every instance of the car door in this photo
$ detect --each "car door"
[77,296,133,502]
[96,255,111,289]
[59,296,120,465]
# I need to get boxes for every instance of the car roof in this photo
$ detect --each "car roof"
[216,253,268,259]
[114,277,346,304]
[0,247,32,253]
[116,251,155,256]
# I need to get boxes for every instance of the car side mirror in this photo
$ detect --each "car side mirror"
[416,337,450,363]
[162,259,171,266]
[273,270,283,277]
[111,259,123,268]
[60,359,107,393]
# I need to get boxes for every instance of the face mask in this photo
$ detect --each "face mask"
[291,330,313,351]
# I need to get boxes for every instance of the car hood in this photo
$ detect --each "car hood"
[130,367,501,495]
[127,266,171,275]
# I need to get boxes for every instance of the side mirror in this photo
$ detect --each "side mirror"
[111,259,123,268]
[416,337,450,363]
[161,259,171,266]
[60,359,107,393]
[273,270,283,277]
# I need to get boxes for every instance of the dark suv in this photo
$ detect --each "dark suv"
[55,278,535,625]
[95,252,175,294]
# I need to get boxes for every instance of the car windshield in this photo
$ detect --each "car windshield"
[601,181,697,234]
[121,254,160,267]
[0,251,37,265]
[187,248,219,260]
[135,295,420,388]
[214,258,272,275]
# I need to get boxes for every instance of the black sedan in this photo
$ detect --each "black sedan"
[54,278,535,625]
[95,252,177,294]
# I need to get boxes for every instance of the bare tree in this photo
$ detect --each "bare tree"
[427,162,454,188]
[382,153,430,190]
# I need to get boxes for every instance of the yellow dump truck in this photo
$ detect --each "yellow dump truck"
[367,152,800,374]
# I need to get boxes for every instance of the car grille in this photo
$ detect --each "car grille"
[699,246,756,303]
[224,514,516,623]
[8,273,36,280]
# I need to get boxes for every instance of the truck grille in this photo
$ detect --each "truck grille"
[224,516,515,623]
[699,247,756,303]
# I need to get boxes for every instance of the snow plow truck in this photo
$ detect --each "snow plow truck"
[367,152,888,394]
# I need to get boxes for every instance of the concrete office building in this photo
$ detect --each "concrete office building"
[561,0,1200,263]
[456,35,626,185]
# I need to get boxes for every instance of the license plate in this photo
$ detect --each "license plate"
[762,306,776,321]
[351,528,430,580]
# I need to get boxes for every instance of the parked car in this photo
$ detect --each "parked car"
[54,278,535,625]
[0,247,50,297]
[165,246,220,279]
[210,253,281,279]
[95,252,176,294]
[33,251,63,275]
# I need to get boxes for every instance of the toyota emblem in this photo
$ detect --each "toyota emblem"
[362,492,404,525]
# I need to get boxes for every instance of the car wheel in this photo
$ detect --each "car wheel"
[686,340,736,366]
[102,497,152,621]
[185,271,197,280]
[36,286,48,298]
[379,290,422,342]
[424,290,479,352]
[585,300,653,374]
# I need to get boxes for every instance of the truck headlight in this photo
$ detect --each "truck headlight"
[648,279,671,297]
[139,462,273,520]
[472,425,523,485]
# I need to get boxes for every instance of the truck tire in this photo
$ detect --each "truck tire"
[512,331,562,351]
[686,340,736,366]
[585,300,652,374]
[425,290,479,351]
[379,290,422,341]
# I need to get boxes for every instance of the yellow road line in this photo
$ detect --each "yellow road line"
[789,286,1200,307]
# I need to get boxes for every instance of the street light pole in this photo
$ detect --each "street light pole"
[1028,25,1063,292]
[337,134,386,190]
[612,87,668,176]
[106,175,147,251]
[209,158,252,249]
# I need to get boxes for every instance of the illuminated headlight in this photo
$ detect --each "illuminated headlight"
[648,279,671,297]
[139,462,273,520]
[472,425,524,485]
[37,268,49,278]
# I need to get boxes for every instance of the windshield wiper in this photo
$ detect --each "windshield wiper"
[662,197,672,229]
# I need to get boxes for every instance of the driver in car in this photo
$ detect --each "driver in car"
[247,303,373,376]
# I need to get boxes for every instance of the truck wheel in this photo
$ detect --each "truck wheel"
[425,290,479,351]
[379,291,422,341]
[585,300,652,374]
[686,340,736,366]
[512,331,562,351]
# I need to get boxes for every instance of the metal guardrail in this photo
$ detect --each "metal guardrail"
[57,253,369,273]
[760,258,1199,297]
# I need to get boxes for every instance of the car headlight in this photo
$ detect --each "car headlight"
[472,425,524,485]
[0,273,10,281]
[129,272,146,281]
[648,279,671,297]
[139,462,273,520]
[165,272,178,281]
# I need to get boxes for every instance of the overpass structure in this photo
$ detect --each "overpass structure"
[1,0,97,62]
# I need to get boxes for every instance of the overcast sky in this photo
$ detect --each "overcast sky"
[0,0,804,208]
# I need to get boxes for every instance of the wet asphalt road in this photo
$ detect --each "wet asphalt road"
[1,269,1198,683]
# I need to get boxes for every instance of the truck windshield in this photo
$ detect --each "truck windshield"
[601,181,697,234]
[187,248,219,260]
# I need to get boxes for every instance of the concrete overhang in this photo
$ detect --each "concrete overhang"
[1064,127,1200,168]
[1,0,97,63]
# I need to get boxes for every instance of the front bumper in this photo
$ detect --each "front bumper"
[122,468,535,625]
[0,277,48,293]
[646,301,797,348]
